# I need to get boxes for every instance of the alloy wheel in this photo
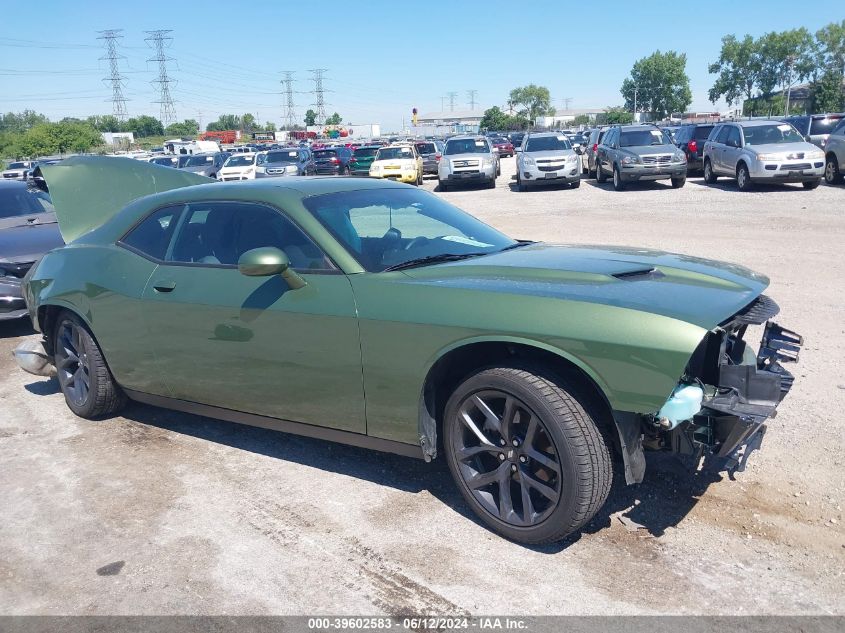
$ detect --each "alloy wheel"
[451,390,562,527]
[825,158,838,184]
[56,321,90,407]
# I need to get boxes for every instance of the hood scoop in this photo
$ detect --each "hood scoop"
[612,267,665,281]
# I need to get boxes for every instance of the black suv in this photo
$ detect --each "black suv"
[673,123,716,174]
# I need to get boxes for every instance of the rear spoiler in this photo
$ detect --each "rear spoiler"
[40,155,213,243]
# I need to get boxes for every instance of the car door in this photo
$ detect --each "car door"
[139,200,366,433]
[721,126,743,175]
[708,125,729,173]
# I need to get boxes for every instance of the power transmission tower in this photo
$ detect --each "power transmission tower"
[467,89,478,110]
[145,30,177,125]
[308,68,329,125]
[447,91,458,112]
[280,71,297,130]
[562,97,573,111]
[97,29,128,120]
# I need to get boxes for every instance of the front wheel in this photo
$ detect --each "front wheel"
[438,179,448,192]
[53,311,126,419]
[703,158,717,184]
[443,366,612,544]
[671,176,686,188]
[802,179,821,190]
[595,161,606,183]
[612,165,624,191]
[736,163,753,191]
[570,179,581,189]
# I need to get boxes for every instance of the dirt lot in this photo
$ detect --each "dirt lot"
[1,159,843,615]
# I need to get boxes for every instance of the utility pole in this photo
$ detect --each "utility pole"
[144,30,177,125]
[97,29,128,120]
[440,95,446,111]
[467,89,477,110]
[633,87,638,122]
[197,110,203,132]
[447,91,458,112]
[308,68,329,126]
[281,71,297,130]
[784,55,795,116]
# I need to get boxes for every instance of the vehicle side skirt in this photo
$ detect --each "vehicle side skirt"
[123,389,425,459]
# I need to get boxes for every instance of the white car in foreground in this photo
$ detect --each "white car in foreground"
[217,153,259,181]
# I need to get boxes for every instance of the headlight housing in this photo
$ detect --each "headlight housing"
[285,165,299,173]
[757,153,781,161]
[522,156,535,166]
[673,151,686,162]
[482,159,494,168]
[621,154,641,165]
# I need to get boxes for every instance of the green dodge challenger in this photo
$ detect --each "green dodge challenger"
[15,156,801,544]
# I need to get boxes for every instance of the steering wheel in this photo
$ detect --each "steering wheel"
[403,236,430,251]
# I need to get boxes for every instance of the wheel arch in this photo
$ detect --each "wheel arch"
[37,301,94,355]
[417,337,617,462]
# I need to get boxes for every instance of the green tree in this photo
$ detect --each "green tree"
[0,110,49,134]
[757,29,815,108]
[708,34,763,106]
[87,115,125,133]
[165,119,199,137]
[126,115,164,138]
[15,121,102,157]
[621,50,692,119]
[241,113,258,133]
[812,69,845,112]
[571,114,591,126]
[596,107,634,125]
[304,109,317,126]
[508,85,554,122]
[207,114,241,132]
[325,112,342,125]
[479,106,510,131]
[264,121,277,132]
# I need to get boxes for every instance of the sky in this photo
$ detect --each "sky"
[1,0,840,133]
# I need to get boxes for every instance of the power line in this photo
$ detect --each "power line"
[308,68,329,126]
[467,89,477,111]
[561,97,573,111]
[281,71,297,130]
[447,91,457,112]
[97,29,128,120]
[144,29,177,125]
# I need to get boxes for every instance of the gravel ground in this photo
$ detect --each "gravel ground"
[1,158,843,615]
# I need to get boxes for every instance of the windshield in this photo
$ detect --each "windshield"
[7,162,28,170]
[177,155,193,168]
[313,150,338,159]
[742,124,805,146]
[377,147,414,160]
[184,155,214,167]
[444,139,490,155]
[525,135,572,151]
[414,142,436,154]
[810,116,843,135]
[354,147,378,158]
[266,151,300,163]
[224,155,256,167]
[151,157,176,166]
[694,126,714,140]
[304,188,515,272]
[619,129,672,147]
[0,186,55,218]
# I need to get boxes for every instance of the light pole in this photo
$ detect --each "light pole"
[633,87,638,122]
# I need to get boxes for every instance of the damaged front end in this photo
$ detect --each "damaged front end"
[634,295,802,480]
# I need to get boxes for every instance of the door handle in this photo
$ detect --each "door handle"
[153,280,177,293]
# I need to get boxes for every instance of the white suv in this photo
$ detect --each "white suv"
[437,136,498,191]
[516,132,581,190]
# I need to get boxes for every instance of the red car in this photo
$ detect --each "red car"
[492,137,514,157]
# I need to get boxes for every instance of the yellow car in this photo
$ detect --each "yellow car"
[369,144,423,184]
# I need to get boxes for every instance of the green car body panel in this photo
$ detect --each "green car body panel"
[25,157,771,455]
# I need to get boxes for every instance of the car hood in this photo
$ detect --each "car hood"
[401,243,768,330]
[746,142,821,155]
[40,156,213,243]
[445,153,490,161]
[622,144,678,155]
[181,165,214,174]
[522,150,576,159]
[0,219,64,263]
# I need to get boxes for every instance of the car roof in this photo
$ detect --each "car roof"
[0,179,31,189]
[733,119,786,128]
[526,131,568,138]
[447,135,487,141]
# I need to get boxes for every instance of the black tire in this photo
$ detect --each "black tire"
[53,311,126,419]
[802,179,821,190]
[487,175,496,189]
[612,165,624,191]
[570,179,581,189]
[443,366,612,544]
[417,170,424,186]
[595,160,606,183]
[703,158,717,184]
[736,162,753,191]
[438,179,448,192]
[825,154,843,185]
[671,176,686,188]
[516,171,526,192]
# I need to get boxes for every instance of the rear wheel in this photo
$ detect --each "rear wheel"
[53,311,126,419]
[612,165,624,191]
[802,179,821,190]
[825,154,842,184]
[443,366,612,544]
[595,161,606,183]
[736,163,753,191]
[703,158,717,184]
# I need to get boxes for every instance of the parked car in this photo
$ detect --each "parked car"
[348,146,380,176]
[17,155,802,544]
[413,140,443,175]
[672,123,716,174]
[218,153,259,181]
[369,144,423,185]
[0,180,63,321]
[438,136,498,191]
[509,132,526,149]
[148,156,178,168]
[596,125,687,190]
[662,126,680,142]
[783,113,844,149]
[178,152,230,179]
[313,147,353,175]
[585,128,608,177]
[516,132,581,191]
[491,137,515,158]
[3,160,37,181]
[702,120,824,191]
[256,148,314,178]
[823,117,845,185]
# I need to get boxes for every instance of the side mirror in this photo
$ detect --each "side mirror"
[575,146,584,155]
[804,135,811,143]
[238,246,307,289]
[514,147,522,153]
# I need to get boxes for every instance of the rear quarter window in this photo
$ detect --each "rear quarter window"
[120,206,183,261]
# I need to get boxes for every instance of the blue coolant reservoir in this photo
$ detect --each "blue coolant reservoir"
[658,384,704,429]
